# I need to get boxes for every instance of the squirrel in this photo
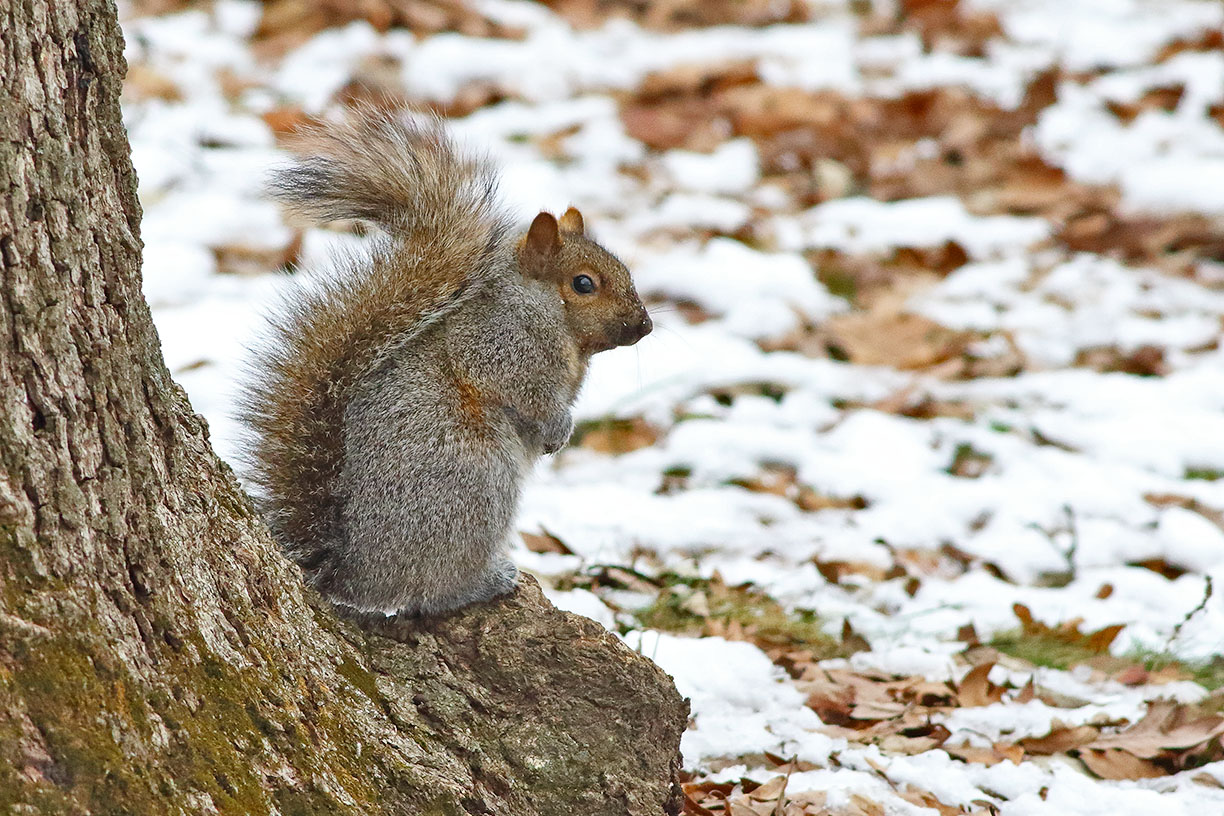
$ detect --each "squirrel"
[239,107,651,616]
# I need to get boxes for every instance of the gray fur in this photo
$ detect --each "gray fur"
[318,275,574,615]
[242,108,646,617]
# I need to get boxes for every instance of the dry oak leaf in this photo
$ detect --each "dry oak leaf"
[520,528,573,555]
[819,311,978,371]
[1069,701,1224,780]
[1084,700,1224,759]
[944,741,1023,766]
[957,662,1005,707]
[745,775,788,801]
[879,727,951,756]
[897,786,966,816]
[1011,603,1126,655]
[1018,723,1100,756]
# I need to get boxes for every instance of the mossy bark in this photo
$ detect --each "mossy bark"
[0,1,687,813]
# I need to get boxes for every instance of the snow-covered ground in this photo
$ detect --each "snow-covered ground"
[121,0,1224,812]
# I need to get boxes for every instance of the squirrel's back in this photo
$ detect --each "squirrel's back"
[239,109,513,570]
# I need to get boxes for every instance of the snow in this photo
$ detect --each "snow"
[776,196,1051,259]
[122,0,1224,812]
[625,632,835,765]
[914,253,1224,366]
[633,239,847,339]
[1033,71,1224,215]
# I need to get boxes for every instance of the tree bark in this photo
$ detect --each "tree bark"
[0,2,687,814]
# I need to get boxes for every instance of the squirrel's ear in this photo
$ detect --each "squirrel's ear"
[559,206,585,234]
[524,211,561,257]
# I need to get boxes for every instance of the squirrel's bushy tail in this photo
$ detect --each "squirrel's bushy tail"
[241,107,513,575]
[268,106,501,239]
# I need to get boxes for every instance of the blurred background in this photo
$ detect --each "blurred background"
[119,0,1224,812]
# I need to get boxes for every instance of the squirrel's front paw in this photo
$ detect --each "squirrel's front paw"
[470,559,518,605]
[540,412,574,455]
[489,559,519,593]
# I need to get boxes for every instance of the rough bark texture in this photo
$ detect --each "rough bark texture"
[0,1,688,814]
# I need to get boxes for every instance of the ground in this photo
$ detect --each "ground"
[119,0,1224,813]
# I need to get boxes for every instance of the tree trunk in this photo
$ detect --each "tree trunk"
[0,2,687,814]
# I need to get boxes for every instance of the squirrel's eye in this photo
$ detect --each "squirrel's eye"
[572,274,596,294]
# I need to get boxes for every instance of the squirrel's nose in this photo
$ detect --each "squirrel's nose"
[620,312,652,346]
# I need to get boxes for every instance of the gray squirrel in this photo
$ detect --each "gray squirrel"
[240,107,651,615]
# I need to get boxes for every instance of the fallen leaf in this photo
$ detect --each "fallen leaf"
[957,662,1005,707]
[573,417,660,454]
[1008,603,1127,656]
[1078,748,1166,780]
[945,741,1020,766]
[817,311,977,370]
[520,528,573,555]
[847,793,886,816]
[1019,724,1100,755]
[1085,701,1224,758]
[746,775,787,801]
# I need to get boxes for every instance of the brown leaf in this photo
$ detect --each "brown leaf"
[762,751,819,773]
[1105,85,1185,124]
[213,235,302,278]
[261,107,316,143]
[897,787,965,816]
[879,732,949,755]
[1008,604,1127,656]
[1075,345,1169,377]
[788,790,827,807]
[1143,494,1224,533]
[1019,724,1100,755]
[1012,603,1034,627]
[905,680,956,707]
[746,775,787,801]
[956,623,980,644]
[1128,559,1188,580]
[806,685,855,726]
[683,793,718,816]
[849,699,910,721]
[796,491,869,513]
[847,793,887,816]
[1113,665,1151,686]
[684,780,736,798]
[957,662,1004,707]
[945,741,1021,766]
[994,742,1025,764]
[1082,623,1126,653]
[1079,748,1166,780]
[1085,701,1224,758]
[818,311,977,370]
[840,619,871,654]
[638,60,759,98]
[520,528,573,555]
[574,417,660,454]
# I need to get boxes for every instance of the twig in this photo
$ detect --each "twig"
[1167,575,1214,650]
[772,755,797,816]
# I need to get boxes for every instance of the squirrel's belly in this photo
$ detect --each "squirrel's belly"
[331,377,527,613]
